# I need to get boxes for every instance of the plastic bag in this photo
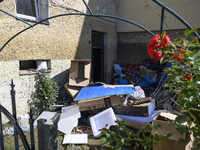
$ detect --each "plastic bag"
[123,86,145,104]
[114,64,122,76]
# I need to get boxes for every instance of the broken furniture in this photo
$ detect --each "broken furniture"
[115,110,158,129]
[64,83,82,100]
[112,98,155,117]
[90,107,117,137]
[69,59,91,87]
[151,72,180,114]
[34,104,88,145]
[74,83,135,112]
[64,59,91,100]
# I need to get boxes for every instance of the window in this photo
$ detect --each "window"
[16,0,49,24]
[19,60,51,75]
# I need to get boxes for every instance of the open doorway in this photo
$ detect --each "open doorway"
[91,31,105,83]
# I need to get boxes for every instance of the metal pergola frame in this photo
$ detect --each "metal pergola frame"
[0,0,199,52]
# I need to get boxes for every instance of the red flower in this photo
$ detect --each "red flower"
[170,51,183,62]
[161,35,170,47]
[155,50,162,61]
[183,75,191,81]
[147,44,154,51]
[148,49,155,58]
[194,37,198,41]
[173,56,182,62]
[179,49,185,56]
[149,34,160,46]
[154,43,161,47]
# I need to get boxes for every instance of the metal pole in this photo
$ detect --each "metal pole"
[0,11,155,52]
[82,0,94,15]
[37,119,47,150]
[153,0,200,41]
[160,6,165,35]
[29,107,35,150]
[10,79,19,150]
[0,9,33,26]
[0,108,4,150]
[0,105,30,150]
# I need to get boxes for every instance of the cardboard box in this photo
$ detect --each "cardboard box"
[69,59,91,87]
[78,95,121,112]
[153,135,192,150]
[64,83,82,99]
[151,112,192,150]
[112,99,155,117]
[151,112,186,141]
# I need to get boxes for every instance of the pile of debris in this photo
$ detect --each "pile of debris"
[33,59,192,149]
[113,58,172,96]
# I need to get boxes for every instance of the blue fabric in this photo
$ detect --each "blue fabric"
[117,79,128,85]
[115,110,158,123]
[74,84,135,101]
[78,112,91,125]
[152,73,167,87]
[166,62,172,67]
[137,76,153,88]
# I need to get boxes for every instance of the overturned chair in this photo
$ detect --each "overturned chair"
[151,72,180,113]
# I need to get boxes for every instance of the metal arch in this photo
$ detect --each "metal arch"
[0,104,31,150]
[0,12,155,52]
[153,0,200,40]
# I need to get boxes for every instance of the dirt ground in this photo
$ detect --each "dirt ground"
[3,124,113,150]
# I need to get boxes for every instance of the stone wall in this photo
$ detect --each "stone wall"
[117,29,200,64]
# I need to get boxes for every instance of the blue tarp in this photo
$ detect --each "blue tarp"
[74,84,135,101]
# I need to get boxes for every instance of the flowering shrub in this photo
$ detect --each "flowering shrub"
[147,28,200,149]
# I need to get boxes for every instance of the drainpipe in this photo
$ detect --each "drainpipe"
[50,0,83,13]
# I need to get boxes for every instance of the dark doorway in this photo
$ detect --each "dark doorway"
[91,31,105,82]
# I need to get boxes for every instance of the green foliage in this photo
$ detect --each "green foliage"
[31,69,59,111]
[100,29,200,149]
[100,121,172,150]
[159,29,200,149]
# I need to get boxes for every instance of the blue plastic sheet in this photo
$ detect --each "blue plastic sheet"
[115,110,158,123]
[74,84,135,101]
[137,76,153,88]
[117,79,128,85]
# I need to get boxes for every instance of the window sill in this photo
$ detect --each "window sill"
[16,14,50,25]
[19,69,52,76]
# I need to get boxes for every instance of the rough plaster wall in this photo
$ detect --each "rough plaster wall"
[117,29,200,64]
[0,0,117,123]
[0,59,71,124]
[0,1,116,61]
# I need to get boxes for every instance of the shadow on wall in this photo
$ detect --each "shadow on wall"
[52,69,73,105]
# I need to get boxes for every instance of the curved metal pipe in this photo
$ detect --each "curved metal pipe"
[152,0,200,40]
[0,12,154,52]
[0,9,33,26]
[82,0,94,15]
[0,104,30,150]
